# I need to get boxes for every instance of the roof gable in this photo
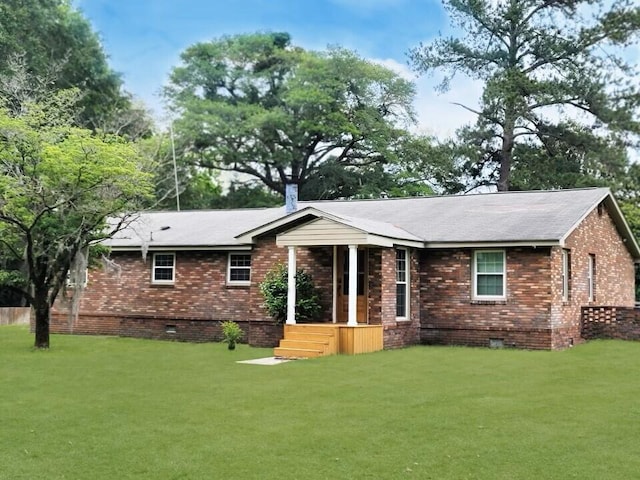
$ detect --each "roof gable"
[277,217,369,246]
[276,217,422,247]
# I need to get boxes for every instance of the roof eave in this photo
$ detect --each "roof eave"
[603,194,640,260]
[235,207,330,243]
[425,240,560,249]
[109,244,253,252]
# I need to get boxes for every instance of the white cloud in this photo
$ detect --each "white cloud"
[372,57,483,139]
[412,75,483,138]
[371,57,414,81]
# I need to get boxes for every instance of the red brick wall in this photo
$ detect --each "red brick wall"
[51,235,332,347]
[49,312,284,347]
[550,205,635,348]
[367,247,421,348]
[296,246,334,322]
[246,238,334,323]
[420,203,636,350]
[420,247,554,349]
[582,306,640,340]
[367,249,383,326]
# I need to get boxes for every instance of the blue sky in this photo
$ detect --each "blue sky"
[75,0,480,136]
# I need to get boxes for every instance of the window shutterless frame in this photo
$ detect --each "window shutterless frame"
[561,249,570,302]
[152,253,175,284]
[588,254,595,302]
[472,250,506,300]
[395,248,409,319]
[227,253,251,285]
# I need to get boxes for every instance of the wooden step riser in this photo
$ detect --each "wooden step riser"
[283,333,337,354]
[284,325,340,335]
[285,332,333,342]
[274,347,323,359]
[279,339,329,353]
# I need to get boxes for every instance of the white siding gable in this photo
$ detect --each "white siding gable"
[276,218,369,246]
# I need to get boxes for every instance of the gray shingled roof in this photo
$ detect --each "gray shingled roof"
[107,187,639,258]
[301,187,610,244]
[106,207,285,248]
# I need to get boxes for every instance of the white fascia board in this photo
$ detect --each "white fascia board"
[275,232,424,248]
[110,245,253,252]
[235,207,335,243]
[371,235,424,248]
[425,241,559,249]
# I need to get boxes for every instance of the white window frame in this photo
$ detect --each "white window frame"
[561,249,570,302]
[473,250,506,300]
[227,253,251,285]
[395,248,409,320]
[152,253,175,284]
[588,254,595,302]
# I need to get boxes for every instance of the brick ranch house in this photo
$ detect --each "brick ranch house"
[51,187,639,353]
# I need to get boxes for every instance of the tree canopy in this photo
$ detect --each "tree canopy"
[165,32,418,200]
[0,0,151,135]
[410,0,640,192]
[0,101,153,348]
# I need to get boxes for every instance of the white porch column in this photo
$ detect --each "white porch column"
[332,245,338,323]
[286,246,297,325]
[347,244,358,326]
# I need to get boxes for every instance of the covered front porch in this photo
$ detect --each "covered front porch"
[237,207,423,357]
[273,214,421,357]
[275,216,386,358]
[274,241,385,358]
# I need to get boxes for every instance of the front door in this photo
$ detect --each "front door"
[336,247,368,323]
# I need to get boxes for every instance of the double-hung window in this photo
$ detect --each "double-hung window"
[473,250,506,300]
[588,254,596,302]
[396,248,409,319]
[561,249,570,302]
[152,253,175,284]
[228,253,251,285]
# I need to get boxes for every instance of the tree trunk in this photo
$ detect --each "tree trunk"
[33,303,50,349]
[498,115,516,192]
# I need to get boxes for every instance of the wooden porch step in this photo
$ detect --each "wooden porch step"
[282,325,339,355]
[276,324,344,358]
[285,332,333,342]
[274,347,324,359]
[279,339,330,353]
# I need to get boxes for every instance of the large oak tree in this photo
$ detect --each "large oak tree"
[164,32,417,199]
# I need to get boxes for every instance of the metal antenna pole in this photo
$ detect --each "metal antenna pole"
[169,122,181,211]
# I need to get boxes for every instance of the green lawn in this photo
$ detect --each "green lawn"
[1,326,639,479]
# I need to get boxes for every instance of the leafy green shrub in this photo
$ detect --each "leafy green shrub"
[259,263,322,324]
[221,320,243,350]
